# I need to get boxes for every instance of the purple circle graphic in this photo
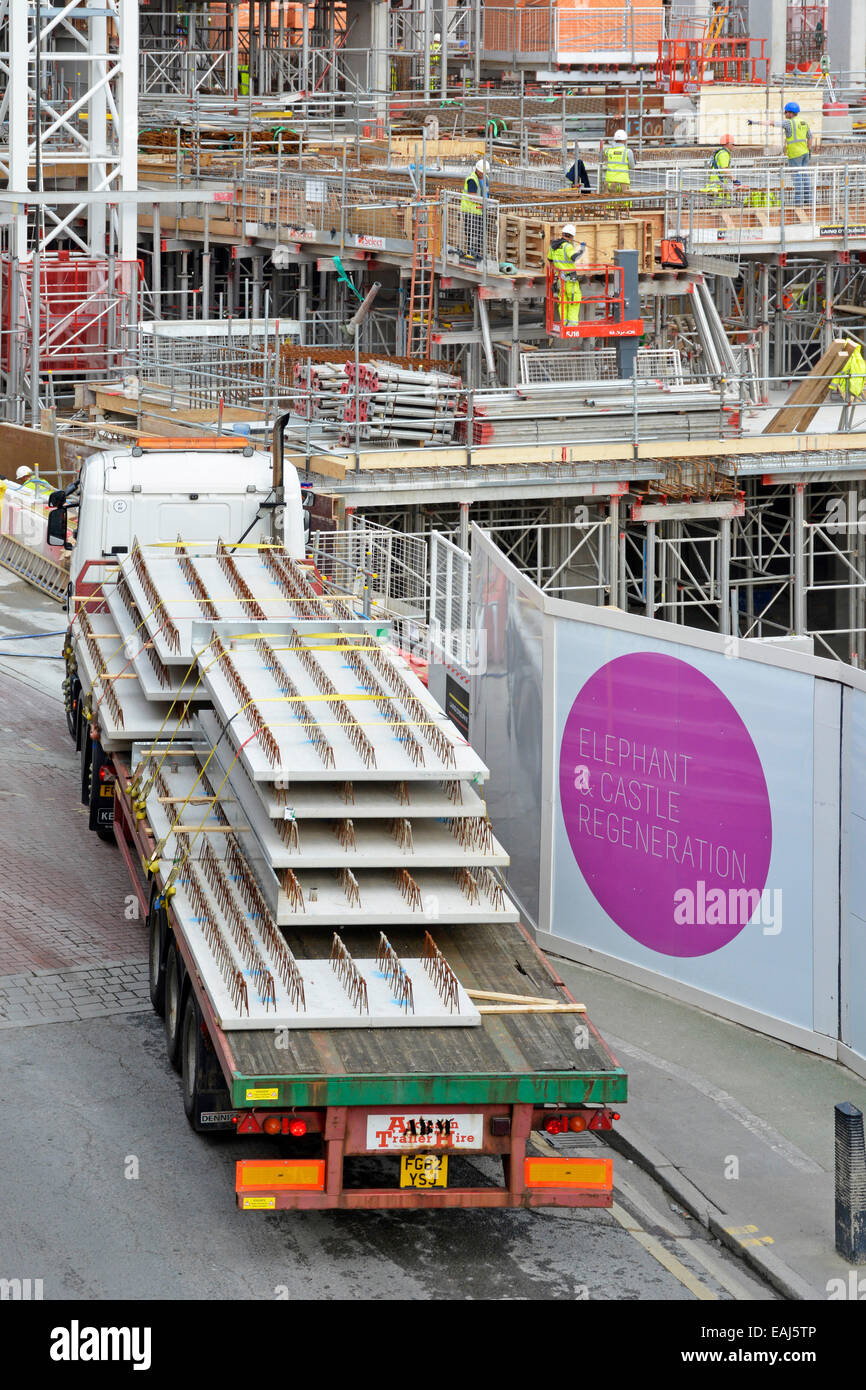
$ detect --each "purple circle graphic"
[559,653,772,957]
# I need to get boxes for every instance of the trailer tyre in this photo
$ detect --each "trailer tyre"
[180,990,234,1132]
[148,905,166,1017]
[164,940,184,1071]
[181,992,203,1124]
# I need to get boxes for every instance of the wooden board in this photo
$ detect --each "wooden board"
[764,340,855,433]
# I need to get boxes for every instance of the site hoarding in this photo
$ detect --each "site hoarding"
[471,526,863,1070]
[844,688,866,1064]
[552,624,816,1033]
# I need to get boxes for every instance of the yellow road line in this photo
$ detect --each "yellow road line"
[609,1201,719,1301]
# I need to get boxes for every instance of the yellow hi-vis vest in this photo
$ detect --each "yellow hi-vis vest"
[711,147,732,171]
[547,241,583,309]
[785,117,810,159]
[604,144,630,185]
[461,174,486,215]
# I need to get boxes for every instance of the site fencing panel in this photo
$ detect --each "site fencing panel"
[472,524,866,1075]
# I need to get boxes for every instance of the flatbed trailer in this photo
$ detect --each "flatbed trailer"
[58,444,627,1214]
[110,754,627,1212]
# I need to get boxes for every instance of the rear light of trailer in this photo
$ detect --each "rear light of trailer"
[540,1107,619,1134]
[524,1157,613,1192]
[262,1115,282,1135]
[288,1119,307,1138]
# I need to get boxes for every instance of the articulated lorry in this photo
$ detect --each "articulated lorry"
[56,431,626,1211]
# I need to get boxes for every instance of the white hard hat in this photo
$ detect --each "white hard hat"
[475,157,490,174]
[561,223,577,238]
[614,128,628,142]
[434,31,441,40]
[15,465,32,481]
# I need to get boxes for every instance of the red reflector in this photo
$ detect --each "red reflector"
[544,1118,564,1135]
[288,1120,307,1138]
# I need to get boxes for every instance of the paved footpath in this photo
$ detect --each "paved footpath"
[0,667,149,1022]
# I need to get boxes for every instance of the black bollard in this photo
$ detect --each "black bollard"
[835,1101,866,1263]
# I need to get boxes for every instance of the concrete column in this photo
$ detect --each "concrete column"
[345,1,387,120]
[827,0,866,89]
[748,0,788,79]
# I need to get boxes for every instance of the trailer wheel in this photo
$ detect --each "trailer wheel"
[181,992,203,1124]
[180,989,234,1132]
[148,905,166,1017]
[164,940,184,1071]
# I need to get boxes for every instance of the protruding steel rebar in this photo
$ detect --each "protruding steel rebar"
[376,932,414,1013]
[421,931,460,1014]
[329,933,369,1014]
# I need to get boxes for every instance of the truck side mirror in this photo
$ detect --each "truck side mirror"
[46,505,68,547]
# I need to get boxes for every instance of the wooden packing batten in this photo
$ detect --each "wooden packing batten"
[764,340,856,434]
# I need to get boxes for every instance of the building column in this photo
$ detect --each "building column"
[827,0,866,89]
[748,0,788,79]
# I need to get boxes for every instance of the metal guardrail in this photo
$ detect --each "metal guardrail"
[665,162,866,247]
[310,521,429,621]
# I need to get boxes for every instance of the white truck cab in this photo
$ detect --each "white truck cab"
[62,441,305,606]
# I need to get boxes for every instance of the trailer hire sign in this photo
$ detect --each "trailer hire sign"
[367,1113,484,1151]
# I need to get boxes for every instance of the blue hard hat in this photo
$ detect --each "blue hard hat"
[784,101,800,114]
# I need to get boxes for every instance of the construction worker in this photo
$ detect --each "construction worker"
[564,144,591,194]
[547,223,585,329]
[431,32,441,91]
[461,157,490,263]
[13,466,52,500]
[702,134,740,205]
[239,64,250,97]
[782,101,812,207]
[748,101,812,207]
[602,129,634,208]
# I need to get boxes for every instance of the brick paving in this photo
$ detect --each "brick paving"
[0,669,148,1026]
[0,962,150,1027]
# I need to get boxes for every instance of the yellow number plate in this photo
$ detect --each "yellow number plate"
[400,1154,448,1189]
